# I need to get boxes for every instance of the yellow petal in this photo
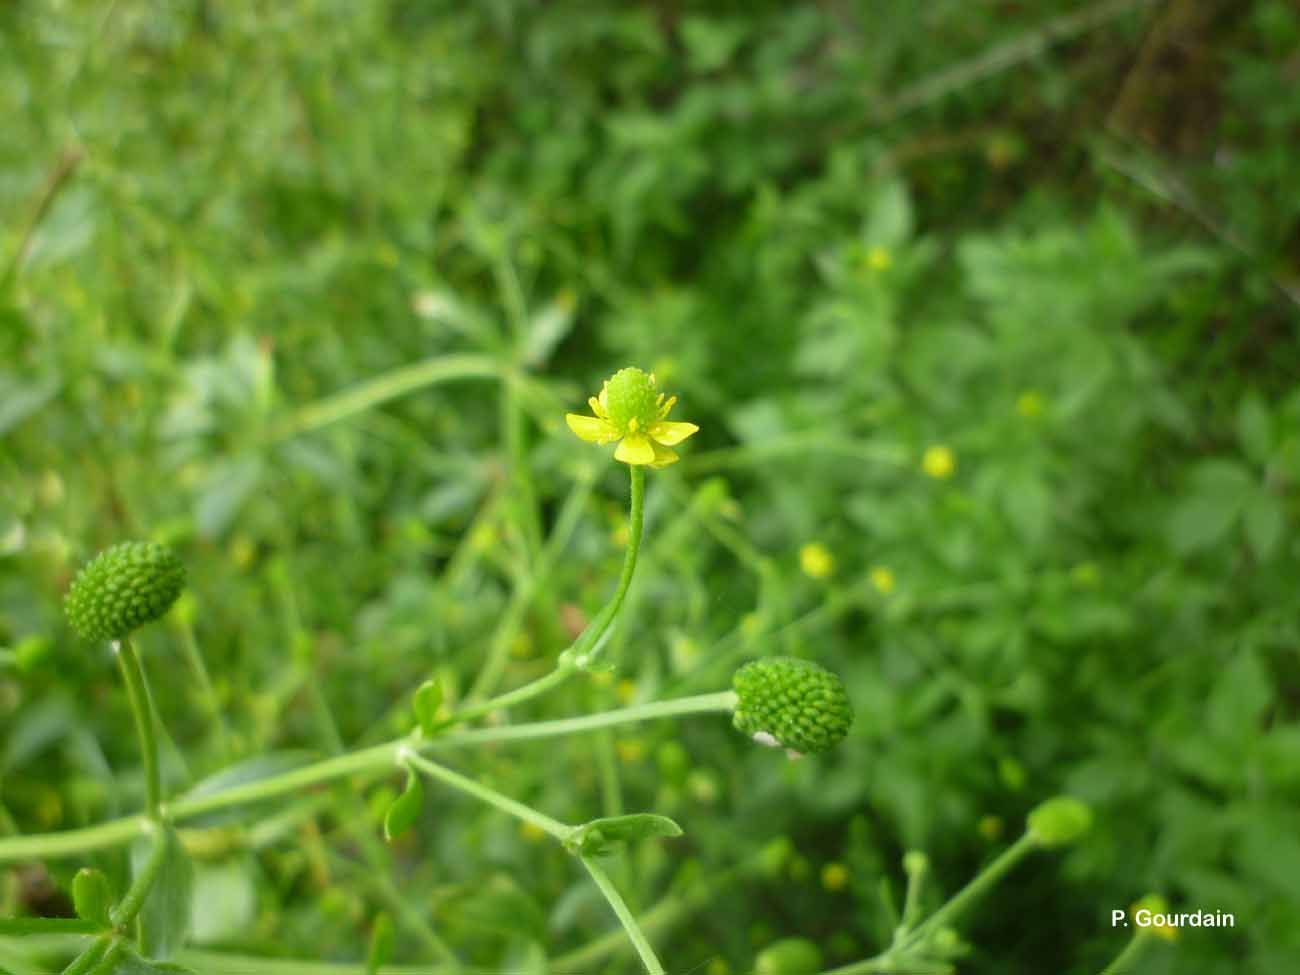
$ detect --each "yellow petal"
[614,434,655,465]
[649,440,679,468]
[649,420,698,446]
[566,413,619,444]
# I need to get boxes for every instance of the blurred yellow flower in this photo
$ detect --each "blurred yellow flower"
[1016,390,1045,418]
[566,367,698,468]
[869,566,895,594]
[616,739,646,763]
[922,445,956,479]
[1070,562,1100,588]
[519,821,547,843]
[821,862,850,892]
[1131,895,1178,942]
[978,814,1003,842]
[800,543,835,580]
[865,246,893,271]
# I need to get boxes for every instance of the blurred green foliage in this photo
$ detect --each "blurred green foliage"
[2,1,1298,973]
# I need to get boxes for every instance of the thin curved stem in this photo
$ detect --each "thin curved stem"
[1098,933,1154,975]
[581,855,665,975]
[447,463,646,727]
[567,463,645,666]
[113,639,161,819]
[262,355,504,442]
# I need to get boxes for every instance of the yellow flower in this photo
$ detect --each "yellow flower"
[1131,895,1178,942]
[922,444,956,479]
[566,367,699,468]
[864,245,893,271]
[821,862,850,892]
[1016,390,1045,418]
[977,814,1003,842]
[800,543,835,580]
[869,565,895,594]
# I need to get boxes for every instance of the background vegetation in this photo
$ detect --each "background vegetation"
[2,1,1298,973]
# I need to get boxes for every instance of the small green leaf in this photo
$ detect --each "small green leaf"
[72,867,113,927]
[522,292,576,368]
[564,813,682,856]
[1167,463,1252,554]
[132,826,193,959]
[1244,490,1285,561]
[384,768,424,842]
[412,680,443,736]
[366,912,395,975]
[1236,392,1274,465]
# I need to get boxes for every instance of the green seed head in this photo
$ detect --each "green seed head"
[732,657,853,755]
[755,938,823,975]
[603,367,660,435]
[1026,796,1093,847]
[64,541,186,641]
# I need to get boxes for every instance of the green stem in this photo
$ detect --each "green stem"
[448,463,647,726]
[580,855,665,975]
[826,834,1039,975]
[61,934,113,975]
[86,939,124,975]
[1,145,83,293]
[905,833,1036,946]
[113,639,161,819]
[109,825,167,929]
[441,692,737,747]
[466,471,594,703]
[173,615,231,757]
[263,354,504,442]
[501,373,543,564]
[568,463,645,666]
[899,858,927,934]
[1098,933,1154,975]
[0,692,736,863]
[403,751,570,841]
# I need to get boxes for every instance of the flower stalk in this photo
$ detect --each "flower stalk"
[112,639,162,820]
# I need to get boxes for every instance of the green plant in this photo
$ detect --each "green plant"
[3,3,1295,972]
[2,371,1128,974]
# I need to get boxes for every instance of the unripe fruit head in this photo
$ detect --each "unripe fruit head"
[603,367,660,435]
[1026,796,1093,847]
[755,938,823,975]
[732,657,853,755]
[64,541,186,641]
